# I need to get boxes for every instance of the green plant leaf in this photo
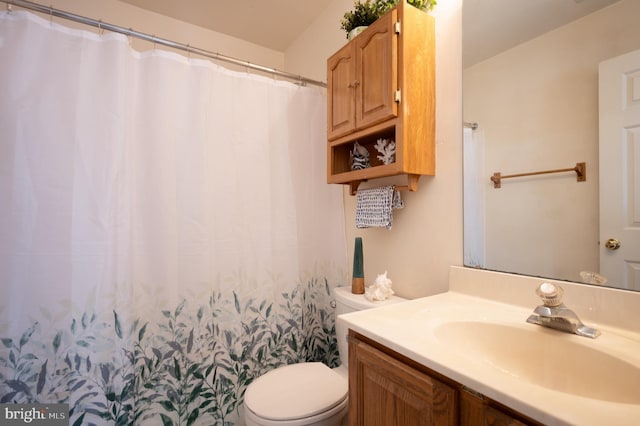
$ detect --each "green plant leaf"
[152,348,162,361]
[116,413,130,426]
[52,332,61,354]
[174,358,181,381]
[72,413,85,426]
[187,329,194,353]
[205,363,215,377]
[100,364,110,383]
[233,292,241,314]
[36,360,47,394]
[186,408,200,426]
[188,383,203,403]
[74,391,99,406]
[160,413,173,426]
[138,323,148,341]
[160,400,176,412]
[1,338,13,348]
[130,318,140,336]
[6,380,31,396]
[113,310,122,339]
[198,399,213,409]
[0,391,17,403]
[19,323,37,349]
[71,379,87,392]
[64,354,72,369]
[175,300,185,317]
[168,342,183,353]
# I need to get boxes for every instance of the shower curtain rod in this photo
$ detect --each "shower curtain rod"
[2,0,327,88]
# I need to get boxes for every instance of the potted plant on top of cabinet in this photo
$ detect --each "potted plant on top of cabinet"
[340,0,437,39]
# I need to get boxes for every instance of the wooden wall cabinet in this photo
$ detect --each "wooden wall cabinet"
[326,0,436,194]
[348,331,543,426]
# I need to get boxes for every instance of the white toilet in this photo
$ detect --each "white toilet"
[243,286,407,426]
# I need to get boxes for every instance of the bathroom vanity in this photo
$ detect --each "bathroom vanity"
[339,266,640,426]
[349,331,539,425]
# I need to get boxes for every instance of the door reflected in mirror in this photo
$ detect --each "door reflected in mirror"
[462,0,640,291]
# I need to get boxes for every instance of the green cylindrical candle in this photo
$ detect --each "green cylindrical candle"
[352,237,364,294]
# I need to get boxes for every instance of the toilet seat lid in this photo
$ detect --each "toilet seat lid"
[244,362,348,421]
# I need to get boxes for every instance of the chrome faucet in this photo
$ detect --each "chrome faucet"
[526,282,600,338]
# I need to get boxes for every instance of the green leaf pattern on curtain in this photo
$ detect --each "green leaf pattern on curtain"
[0,277,340,425]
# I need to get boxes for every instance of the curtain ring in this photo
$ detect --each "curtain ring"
[98,20,104,36]
[6,3,12,13]
[49,5,53,24]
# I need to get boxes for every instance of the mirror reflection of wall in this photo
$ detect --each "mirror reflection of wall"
[463,0,640,290]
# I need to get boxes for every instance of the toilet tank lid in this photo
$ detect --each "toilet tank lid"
[334,286,407,310]
[244,362,347,421]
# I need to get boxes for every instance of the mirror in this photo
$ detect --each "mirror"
[462,0,640,291]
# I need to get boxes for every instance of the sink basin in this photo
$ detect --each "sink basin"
[435,321,640,404]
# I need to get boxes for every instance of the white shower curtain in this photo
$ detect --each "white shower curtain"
[0,11,346,425]
[463,127,486,267]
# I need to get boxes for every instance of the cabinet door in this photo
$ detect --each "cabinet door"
[355,10,398,130]
[350,338,456,426]
[460,388,533,426]
[327,42,356,140]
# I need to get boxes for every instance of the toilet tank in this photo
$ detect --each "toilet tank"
[333,286,407,367]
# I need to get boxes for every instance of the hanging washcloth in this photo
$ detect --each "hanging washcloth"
[355,186,404,229]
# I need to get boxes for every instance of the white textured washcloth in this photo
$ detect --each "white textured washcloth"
[355,186,404,229]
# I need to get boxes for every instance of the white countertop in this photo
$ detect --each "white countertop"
[338,291,640,426]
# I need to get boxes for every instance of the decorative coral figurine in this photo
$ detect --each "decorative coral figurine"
[374,138,396,165]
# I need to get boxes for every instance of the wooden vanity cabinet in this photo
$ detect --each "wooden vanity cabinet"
[326,0,435,193]
[349,331,457,425]
[348,331,543,426]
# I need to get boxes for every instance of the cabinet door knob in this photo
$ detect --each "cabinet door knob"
[348,80,360,88]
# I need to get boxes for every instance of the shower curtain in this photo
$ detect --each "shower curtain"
[463,127,486,267]
[0,10,347,425]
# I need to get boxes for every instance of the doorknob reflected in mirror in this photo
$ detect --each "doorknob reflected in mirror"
[605,238,621,250]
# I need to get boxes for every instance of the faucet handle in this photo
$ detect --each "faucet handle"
[536,282,564,307]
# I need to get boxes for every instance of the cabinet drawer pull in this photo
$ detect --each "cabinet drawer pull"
[348,80,360,88]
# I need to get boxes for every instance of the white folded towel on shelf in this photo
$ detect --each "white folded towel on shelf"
[355,186,404,229]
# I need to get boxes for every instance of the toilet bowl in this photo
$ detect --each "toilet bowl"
[244,362,348,426]
[243,286,407,426]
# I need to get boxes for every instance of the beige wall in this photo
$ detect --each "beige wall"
[287,1,464,299]
[463,0,640,282]
[22,0,464,300]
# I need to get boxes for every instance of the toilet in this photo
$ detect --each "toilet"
[243,286,407,426]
